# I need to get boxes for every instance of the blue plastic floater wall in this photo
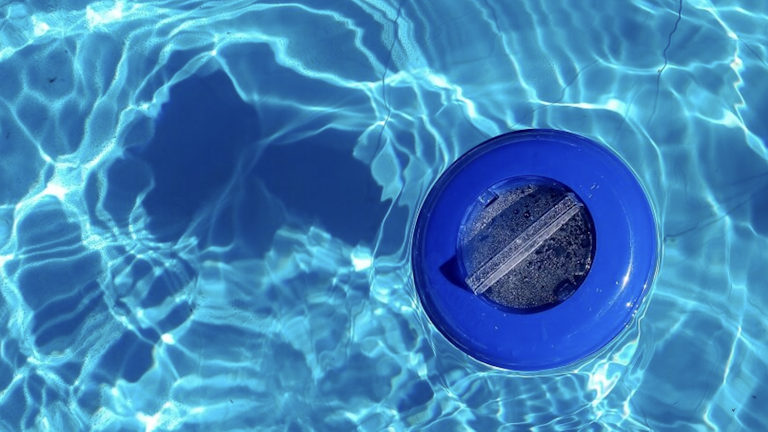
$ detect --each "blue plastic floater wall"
[412,129,659,371]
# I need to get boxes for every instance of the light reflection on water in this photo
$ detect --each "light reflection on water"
[0,0,766,430]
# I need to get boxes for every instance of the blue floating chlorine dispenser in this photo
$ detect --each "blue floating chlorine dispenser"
[412,129,659,371]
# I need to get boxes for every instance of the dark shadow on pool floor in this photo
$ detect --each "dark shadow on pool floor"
[123,67,391,252]
[254,137,391,247]
[127,70,260,243]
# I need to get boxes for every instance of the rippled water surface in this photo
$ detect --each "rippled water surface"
[1,0,767,430]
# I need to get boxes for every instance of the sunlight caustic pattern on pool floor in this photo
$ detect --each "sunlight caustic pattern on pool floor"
[0,0,767,430]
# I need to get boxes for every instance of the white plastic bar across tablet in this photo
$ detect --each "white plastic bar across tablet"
[466,194,582,295]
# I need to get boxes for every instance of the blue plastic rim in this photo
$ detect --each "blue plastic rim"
[412,129,659,371]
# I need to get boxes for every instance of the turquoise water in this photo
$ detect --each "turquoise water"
[1,0,767,430]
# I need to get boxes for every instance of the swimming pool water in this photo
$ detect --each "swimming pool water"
[0,0,767,430]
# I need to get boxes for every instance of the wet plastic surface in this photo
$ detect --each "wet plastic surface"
[412,129,659,371]
[459,178,595,310]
